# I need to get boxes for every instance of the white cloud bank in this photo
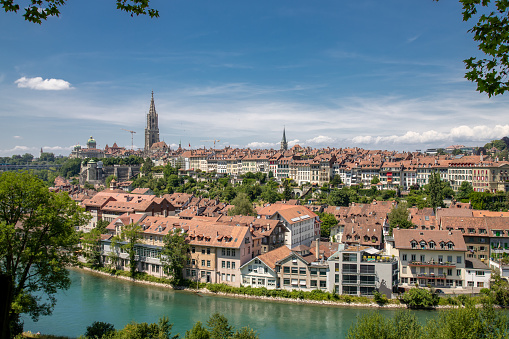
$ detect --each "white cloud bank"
[15,77,72,90]
[352,125,509,145]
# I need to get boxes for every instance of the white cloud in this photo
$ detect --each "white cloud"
[352,125,509,145]
[15,77,73,90]
[246,141,278,149]
[13,135,22,139]
[305,135,336,145]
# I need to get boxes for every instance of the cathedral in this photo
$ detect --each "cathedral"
[144,91,160,152]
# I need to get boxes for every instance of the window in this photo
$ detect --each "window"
[192,259,196,265]
[221,261,225,268]
[429,242,435,249]
[411,241,417,249]
[202,248,205,254]
[201,260,205,266]
[291,267,298,274]
[207,260,211,267]
[411,254,416,262]
[283,278,290,285]
[476,271,485,276]
[447,256,453,263]
[477,282,484,288]
[420,255,425,262]
[310,280,317,287]
[402,254,407,261]
[207,248,211,255]
[320,280,327,288]
[227,261,231,269]
[456,256,462,264]
[447,242,454,250]
[343,253,358,262]
[447,269,453,276]
[456,269,461,276]
[438,255,443,263]
[192,247,195,253]
[283,267,290,274]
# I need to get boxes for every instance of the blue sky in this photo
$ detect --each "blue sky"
[1,0,508,156]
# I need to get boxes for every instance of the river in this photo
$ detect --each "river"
[23,269,437,338]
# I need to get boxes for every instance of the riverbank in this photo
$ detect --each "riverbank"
[76,266,468,309]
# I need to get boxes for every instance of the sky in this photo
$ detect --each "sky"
[1,0,508,157]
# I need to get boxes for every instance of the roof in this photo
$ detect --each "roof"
[393,229,467,251]
[465,258,490,270]
[254,245,292,270]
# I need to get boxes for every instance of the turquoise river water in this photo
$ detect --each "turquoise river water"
[23,269,438,338]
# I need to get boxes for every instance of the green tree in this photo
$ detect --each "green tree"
[105,175,118,189]
[109,317,178,339]
[401,288,439,309]
[161,228,189,285]
[426,172,444,213]
[260,185,280,203]
[96,219,110,234]
[282,179,292,201]
[370,176,380,185]
[454,0,509,96]
[317,213,337,238]
[58,158,82,178]
[347,310,422,339]
[85,321,115,339]
[81,229,102,267]
[116,222,142,278]
[232,327,259,339]
[388,202,413,233]
[185,321,210,339]
[330,175,342,187]
[228,193,256,216]
[207,313,233,339]
[0,172,89,338]
[457,181,473,200]
[142,157,154,176]
[328,188,350,207]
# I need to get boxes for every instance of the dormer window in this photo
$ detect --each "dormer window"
[447,242,454,250]
[429,241,435,249]
[440,242,445,249]
[420,241,426,249]
[411,241,417,249]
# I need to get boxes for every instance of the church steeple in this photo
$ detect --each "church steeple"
[280,127,288,151]
[145,91,160,152]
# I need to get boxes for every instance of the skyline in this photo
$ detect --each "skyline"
[1,0,509,156]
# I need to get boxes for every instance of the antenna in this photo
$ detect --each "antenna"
[121,128,136,150]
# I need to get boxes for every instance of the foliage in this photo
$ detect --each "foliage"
[282,179,292,201]
[328,188,350,206]
[401,288,439,309]
[116,223,142,278]
[207,313,233,339]
[317,212,337,238]
[457,181,473,200]
[84,321,115,338]
[185,321,210,339]
[370,176,380,185]
[228,193,256,216]
[0,172,90,338]
[81,229,102,267]
[59,158,82,178]
[426,172,444,213]
[458,0,509,96]
[330,175,342,187]
[160,228,189,285]
[373,291,389,305]
[1,0,159,24]
[105,175,118,189]
[346,310,421,339]
[388,202,413,233]
[107,317,178,339]
[142,157,154,176]
[96,219,110,234]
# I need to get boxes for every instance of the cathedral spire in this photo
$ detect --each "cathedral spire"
[280,127,288,151]
[145,91,160,152]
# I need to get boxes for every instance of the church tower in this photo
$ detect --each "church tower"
[280,127,288,151]
[144,91,160,152]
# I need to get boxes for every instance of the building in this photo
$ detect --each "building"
[327,245,399,298]
[145,91,160,152]
[280,127,288,152]
[388,229,467,289]
[240,245,291,289]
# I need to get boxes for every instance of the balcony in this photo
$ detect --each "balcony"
[408,261,455,268]
[361,256,397,263]
[415,273,446,279]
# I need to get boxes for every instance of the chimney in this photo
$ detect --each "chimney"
[316,238,320,260]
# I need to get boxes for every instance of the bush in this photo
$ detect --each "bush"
[85,321,115,338]
[401,288,439,309]
[373,291,389,305]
